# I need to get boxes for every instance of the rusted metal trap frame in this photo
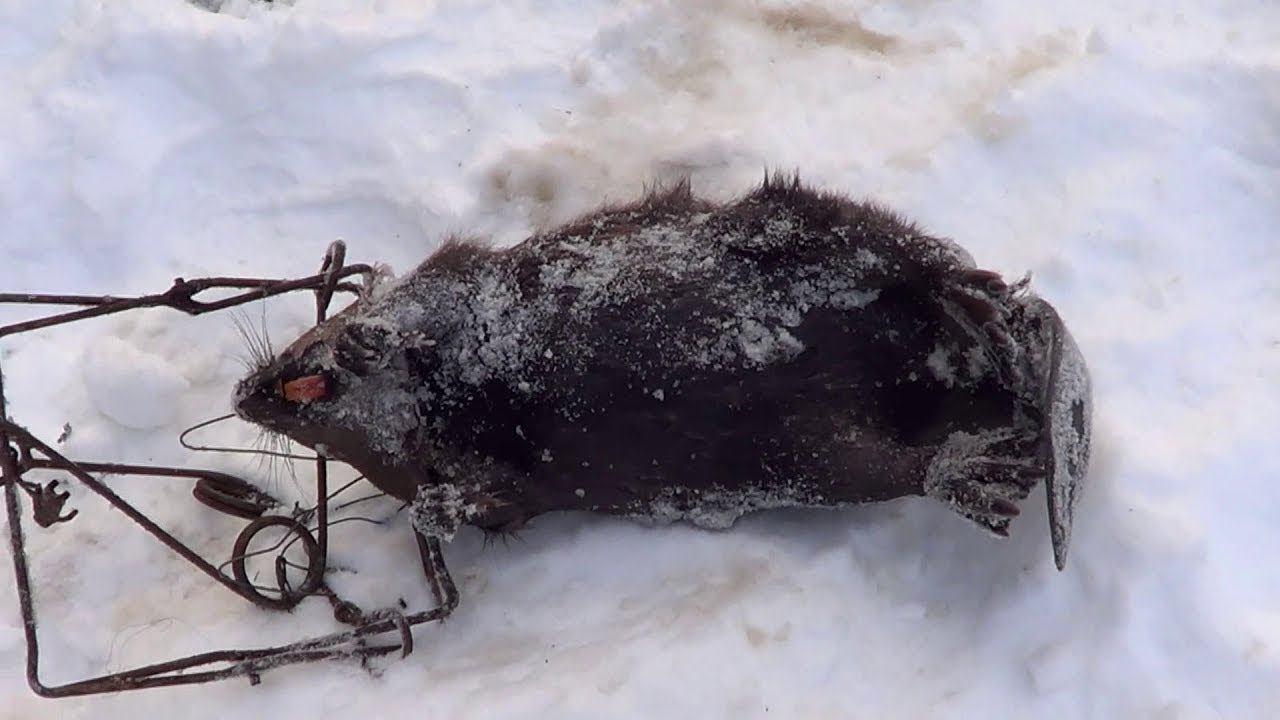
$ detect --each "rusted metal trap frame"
[0,243,457,697]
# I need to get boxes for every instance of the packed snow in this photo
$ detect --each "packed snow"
[2,1,1278,718]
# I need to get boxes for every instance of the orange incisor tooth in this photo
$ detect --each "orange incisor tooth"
[282,375,327,402]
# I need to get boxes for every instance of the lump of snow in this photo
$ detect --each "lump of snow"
[927,344,958,387]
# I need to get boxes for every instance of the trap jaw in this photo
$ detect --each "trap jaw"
[0,242,458,698]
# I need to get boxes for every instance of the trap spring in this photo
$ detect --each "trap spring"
[0,242,457,697]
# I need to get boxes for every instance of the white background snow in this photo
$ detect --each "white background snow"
[2,0,1278,717]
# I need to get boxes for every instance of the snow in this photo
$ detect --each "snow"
[82,337,191,431]
[1,0,1278,717]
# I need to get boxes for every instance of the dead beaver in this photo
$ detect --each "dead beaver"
[234,175,1092,571]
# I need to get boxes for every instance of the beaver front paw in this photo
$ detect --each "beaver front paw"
[408,484,472,541]
[409,482,523,542]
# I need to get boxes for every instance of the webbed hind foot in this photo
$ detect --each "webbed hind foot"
[942,268,1036,394]
[923,429,1042,537]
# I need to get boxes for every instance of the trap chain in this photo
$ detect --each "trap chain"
[0,242,457,697]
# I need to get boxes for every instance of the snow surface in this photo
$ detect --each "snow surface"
[2,0,1278,717]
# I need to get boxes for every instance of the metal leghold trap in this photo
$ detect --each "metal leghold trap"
[0,242,457,698]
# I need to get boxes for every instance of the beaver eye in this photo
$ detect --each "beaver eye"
[335,324,389,373]
[276,374,329,403]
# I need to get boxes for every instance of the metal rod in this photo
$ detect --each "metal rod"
[22,457,272,488]
[311,244,343,570]
[0,266,372,338]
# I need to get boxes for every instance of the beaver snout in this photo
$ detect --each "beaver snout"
[231,376,278,426]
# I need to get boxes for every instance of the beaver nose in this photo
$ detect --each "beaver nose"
[231,381,256,422]
[232,377,276,423]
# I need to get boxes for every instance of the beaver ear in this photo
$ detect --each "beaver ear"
[1034,300,1092,570]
